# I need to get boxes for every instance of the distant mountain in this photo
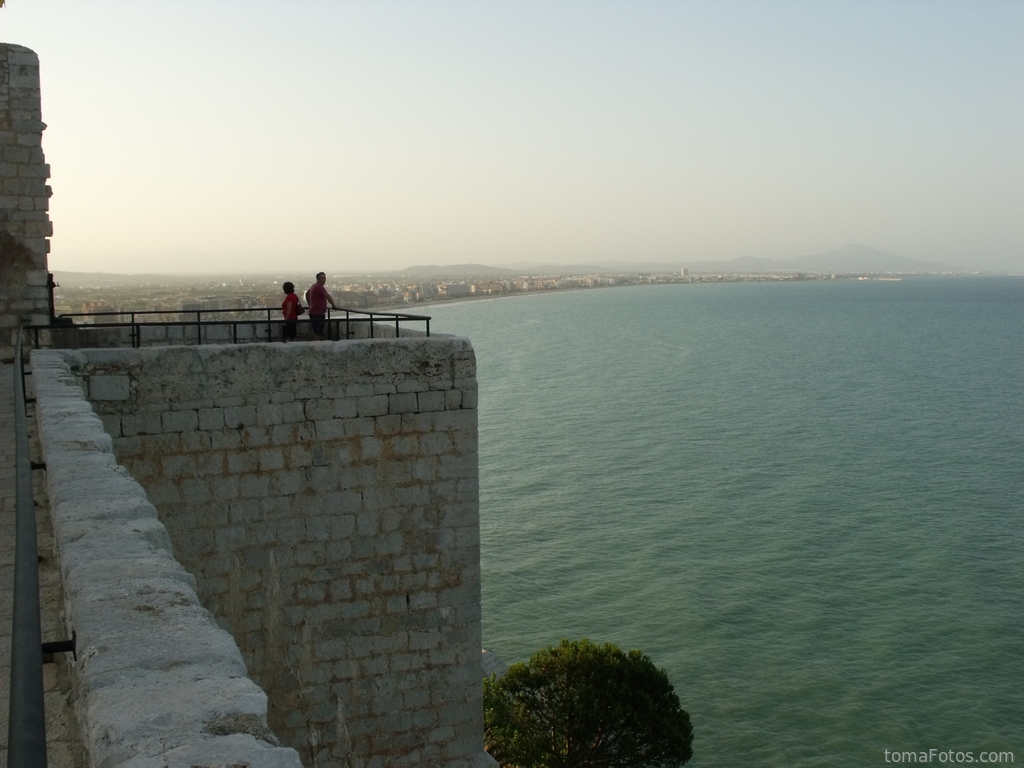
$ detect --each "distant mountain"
[495,262,618,275]
[678,244,954,274]
[392,263,519,277]
[790,243,952,273]
[496,246,955,275]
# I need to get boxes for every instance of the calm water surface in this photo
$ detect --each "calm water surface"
[427,277,1024,768]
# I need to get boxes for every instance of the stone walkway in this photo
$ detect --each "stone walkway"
[0,363,85,768]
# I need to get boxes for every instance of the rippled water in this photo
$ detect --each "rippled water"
[427,277,1024,767]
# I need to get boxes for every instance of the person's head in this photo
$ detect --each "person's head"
[282,281,294,294]
[316,272,327,285]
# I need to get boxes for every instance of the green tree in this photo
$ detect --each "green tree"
[484,638,694,768]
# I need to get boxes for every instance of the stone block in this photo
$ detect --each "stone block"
[239,474,271,498]
[271,469,305,496]
[417,390,446,412]
[343,417,376,437]
[397,379,429,394]
[357,394,389,417]
[281,400,305,423]
[388,392,418,414]
[257,448,285,471]
[241,426,271,447]
[210,428,242,450]
[420,432,452,456]
[198,407,225,430]
[345,382,374,397]
[223,404,258,428]
[162,409,199,433]
[99,413,121,437]
[313,418,345,441]
[121,412,163,436]
[332,397,358,419]
[304,398,333,421]
[211,475,241,501]
[227,451,259,474]
[256,403,283,426]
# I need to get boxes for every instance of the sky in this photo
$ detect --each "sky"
[2,0,1022,274]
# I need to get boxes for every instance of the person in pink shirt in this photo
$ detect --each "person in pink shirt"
[280,281,303,341]
[304,272,338,340]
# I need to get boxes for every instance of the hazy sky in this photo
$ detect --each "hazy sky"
[3,0,1022,273]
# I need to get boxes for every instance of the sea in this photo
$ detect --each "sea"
[424,276,1024,768]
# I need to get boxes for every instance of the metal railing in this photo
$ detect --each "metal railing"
[23,306,431,349]
[8,332,47,768]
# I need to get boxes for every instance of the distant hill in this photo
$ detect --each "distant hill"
[495,245,954,275]
[392,263,519,277]
[677,244,954,275]
[494,262,618,275]
[789,243,952,273]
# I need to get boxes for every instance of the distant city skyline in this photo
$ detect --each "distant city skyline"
[4,1,1022,274]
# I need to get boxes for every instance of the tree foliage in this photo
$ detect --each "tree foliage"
[483,638,694,768]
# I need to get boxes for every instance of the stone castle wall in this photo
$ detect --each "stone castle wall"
[0,44,52,361]
[53,338,489,768]
[31,349,302,768]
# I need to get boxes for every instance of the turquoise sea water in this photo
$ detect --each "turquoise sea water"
[426,277,1024,768]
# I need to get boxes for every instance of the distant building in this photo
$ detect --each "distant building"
[443,283,472,298]
[417,283,440,300]
[180,296,228,312]
[476,281,507,295]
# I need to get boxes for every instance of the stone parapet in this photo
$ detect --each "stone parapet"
[30,349,302,768]
[0,44,52,361]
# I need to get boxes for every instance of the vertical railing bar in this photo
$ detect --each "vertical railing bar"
[8,332,48,768]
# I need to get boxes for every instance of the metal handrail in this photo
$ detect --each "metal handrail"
[8,332,47,768]
[24,306,431,348]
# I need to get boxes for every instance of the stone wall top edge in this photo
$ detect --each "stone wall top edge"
[52,337,478,385]
[0,42,39,58]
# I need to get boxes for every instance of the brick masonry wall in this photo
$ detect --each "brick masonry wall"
[0,44,52,362]
[59,339,491,768]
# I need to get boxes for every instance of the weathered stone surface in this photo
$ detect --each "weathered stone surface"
[31,349,300,768]
[33,340,494,768]
[88,375,130,401]
[0,45,51,360]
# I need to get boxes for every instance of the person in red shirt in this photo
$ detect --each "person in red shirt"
[281,281,303,341]
[305,272,338,340]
